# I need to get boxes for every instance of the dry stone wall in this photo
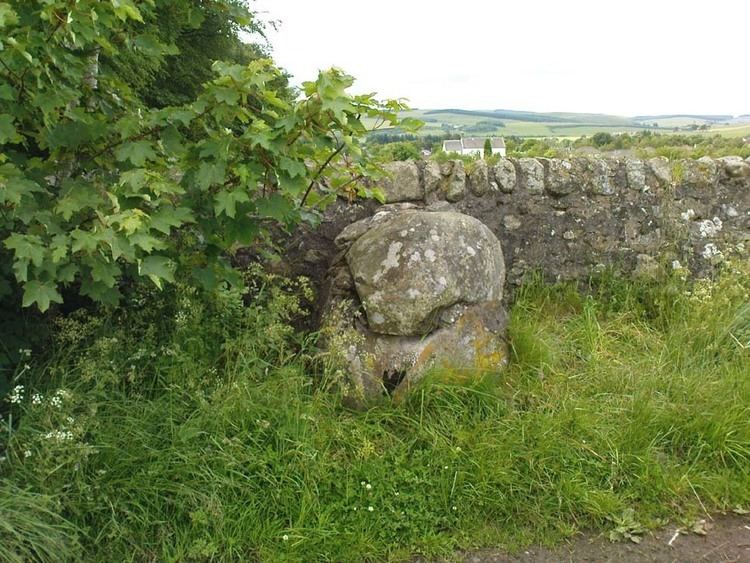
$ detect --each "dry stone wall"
[285,155,750,304]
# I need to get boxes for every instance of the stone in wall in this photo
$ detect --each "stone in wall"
[646,157,672,189]
[468,160,490,196]
[541,158,575,196]
[379,161,422,202]
[493,158,517,193]
[423,160,442,203]
[441,160,466,202]
[517,158,545,193]
[625,159,646,191]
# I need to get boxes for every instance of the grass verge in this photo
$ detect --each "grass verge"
[1,262,749,561]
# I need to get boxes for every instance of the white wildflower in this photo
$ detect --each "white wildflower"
[282,534,289,542]
[365,483,372,491]
[31,393,43,406]
[367,506,374,512]
[50,395,62,408]
[24,450,32,458]
[671,260,682,270]
[8,385,24,404]
[44,430,74,443]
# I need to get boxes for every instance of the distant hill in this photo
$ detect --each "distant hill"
[366,108,749,139]
[394,108,656,138]
[633,114,733,122]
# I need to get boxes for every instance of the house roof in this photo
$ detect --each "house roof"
[462,137,506,149]
[443,137,506,151]
[443,140,463,152]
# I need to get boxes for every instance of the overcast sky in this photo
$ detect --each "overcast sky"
[250,0,748,117]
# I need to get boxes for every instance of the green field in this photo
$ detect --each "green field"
[701,124,750,138]
[367,108,750,139]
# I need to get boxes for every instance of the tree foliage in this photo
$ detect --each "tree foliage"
[0,0,413,311]
[483,137,492,158]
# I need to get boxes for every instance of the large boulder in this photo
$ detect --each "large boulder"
[322,209,508,404]
[347,211,504,335]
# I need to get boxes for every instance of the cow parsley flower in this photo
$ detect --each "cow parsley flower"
[8,385,24,404]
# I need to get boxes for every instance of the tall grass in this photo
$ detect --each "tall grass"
[1,262,749,561]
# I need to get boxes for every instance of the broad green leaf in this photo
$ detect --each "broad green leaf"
[0,114,21,144]
[55,181,103,220]
[256,194,293,222]
[115,140,158,166]
[278,157,306,178]
[71,229,100,254]
[0,3,19,28]
[139,255,175,289]
[4,233,45,267]
[80,279,121,307]
[192,266,218,290]
[114,209,148,235]
[149,206,194,234]
[213,86,240,105]
[134,34,179,57]
[50,234,69,263]
[129,232,166,252]
[0,83,13,101]
[0,175,43,205]
[196,161,226,190]
[214,189,249,218]
[22,280,63,312]
[111,0,144,22]
[88,258,120,288]
[46,120,108,151]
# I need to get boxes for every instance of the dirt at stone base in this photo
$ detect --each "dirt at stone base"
[452,514,750,563]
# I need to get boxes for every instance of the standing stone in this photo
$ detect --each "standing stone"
[346,211,504,335]
[322,210,508,404]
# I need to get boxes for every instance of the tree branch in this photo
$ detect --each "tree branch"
[299,143,345,207]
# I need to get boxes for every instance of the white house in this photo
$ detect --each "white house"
[442,137,506,157]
